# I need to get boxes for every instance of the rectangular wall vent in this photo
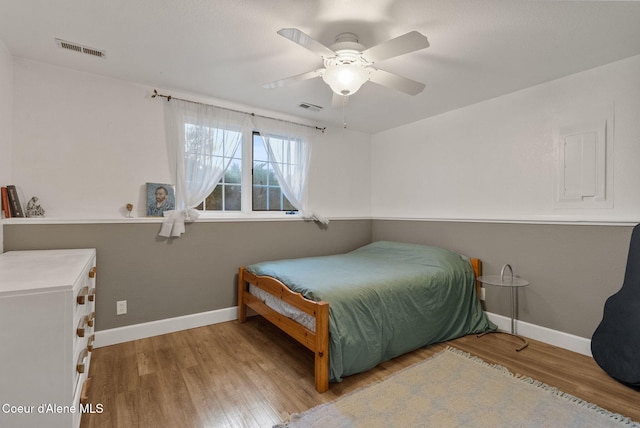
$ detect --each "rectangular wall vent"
[299,102,323,113]
[55,38,106,58]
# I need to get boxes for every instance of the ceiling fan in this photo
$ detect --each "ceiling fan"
[263,28,430,105]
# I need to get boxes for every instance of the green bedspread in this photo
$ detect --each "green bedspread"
[246,241,495,382]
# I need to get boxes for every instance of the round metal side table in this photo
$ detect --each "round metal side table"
[477,264,529,351]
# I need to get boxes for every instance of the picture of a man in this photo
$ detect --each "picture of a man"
[146,183,175,216]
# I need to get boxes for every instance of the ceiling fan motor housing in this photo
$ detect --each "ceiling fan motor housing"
[328,32,366,57]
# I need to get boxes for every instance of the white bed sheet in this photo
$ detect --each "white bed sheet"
[249,284,316,332]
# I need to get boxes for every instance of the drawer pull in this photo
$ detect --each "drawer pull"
[77,315,89,338]
[87,311,96,327]
[80,377,92,406]
[77,348,88,374]
[89,267,97,278]
[87,334,95,352]
[88,288,96,302]
[76,286,89,305]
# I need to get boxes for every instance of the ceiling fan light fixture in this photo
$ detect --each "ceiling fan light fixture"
[322,63,369,96]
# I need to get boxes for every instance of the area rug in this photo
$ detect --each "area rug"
[275,347,639,428]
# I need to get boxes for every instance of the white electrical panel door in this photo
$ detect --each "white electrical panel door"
[561,130,599,201]
[553,105,612,210]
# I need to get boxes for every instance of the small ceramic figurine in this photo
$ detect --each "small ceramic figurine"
[26,196,45,217]
[126,203,133,218]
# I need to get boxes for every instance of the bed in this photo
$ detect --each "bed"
[237,241,493,392]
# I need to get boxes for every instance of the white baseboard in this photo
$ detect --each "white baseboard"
[94,307,592,357]
[93,307,238,348]
[486,312,592,357]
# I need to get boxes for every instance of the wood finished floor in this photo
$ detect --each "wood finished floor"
[82,317,640,428]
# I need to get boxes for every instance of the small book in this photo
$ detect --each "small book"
[1,187,10,218]
[6,185,25,217]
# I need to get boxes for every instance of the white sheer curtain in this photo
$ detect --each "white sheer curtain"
[161,99,249,237]
[252,116,328,224]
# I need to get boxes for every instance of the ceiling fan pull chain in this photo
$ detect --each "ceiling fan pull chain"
[343,97,348,128]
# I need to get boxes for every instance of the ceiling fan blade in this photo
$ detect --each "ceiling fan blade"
[263,69,324,89]
[368,68,425,95]
[277,28,335,58]
[331,92,348,109]
[361,31,429,63]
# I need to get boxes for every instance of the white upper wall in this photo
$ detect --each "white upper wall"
[9,50,640,223]
[10,58,371,219]
[371,54,640,223]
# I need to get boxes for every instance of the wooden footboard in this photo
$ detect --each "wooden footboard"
[470,258,483,299]
[237,258,481,393]
[238,267,330,392]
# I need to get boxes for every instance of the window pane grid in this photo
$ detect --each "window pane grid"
[188,123,241,212]
[201,157,241,210]
[252,133,295,212]
[193,129,298,212]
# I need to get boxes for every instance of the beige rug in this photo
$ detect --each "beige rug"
[276,347,639,428]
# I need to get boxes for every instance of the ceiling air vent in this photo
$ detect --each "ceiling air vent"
[298,102,323,113]
[55,38,106,58]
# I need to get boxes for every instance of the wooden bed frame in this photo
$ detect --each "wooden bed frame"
[237,258,482,393]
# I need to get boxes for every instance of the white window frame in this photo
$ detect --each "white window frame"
[196,128,299,218]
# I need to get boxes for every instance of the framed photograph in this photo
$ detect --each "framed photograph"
[146,183,175,217]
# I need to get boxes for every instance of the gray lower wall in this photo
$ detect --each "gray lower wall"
[3,219,634,340]
[372,220,634,339]
[3,219,371,331]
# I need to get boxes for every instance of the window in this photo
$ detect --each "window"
[182,123,242,211]
[159,97,328,237]
[252,132,296,211]
[194,130,295,212]
[162,98,321,237]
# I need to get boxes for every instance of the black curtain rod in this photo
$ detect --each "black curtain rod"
[151,89,326,133]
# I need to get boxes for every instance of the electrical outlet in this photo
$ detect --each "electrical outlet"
[480,287,486,301]
[116,300,127,315]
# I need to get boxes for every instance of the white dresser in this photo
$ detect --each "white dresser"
[0,249,97,428]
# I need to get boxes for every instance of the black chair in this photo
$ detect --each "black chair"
[591,223,640,388]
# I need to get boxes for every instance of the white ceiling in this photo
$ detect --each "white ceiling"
[1,0,640,133]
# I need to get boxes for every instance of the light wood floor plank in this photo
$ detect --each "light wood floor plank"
[82,317,640,427]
